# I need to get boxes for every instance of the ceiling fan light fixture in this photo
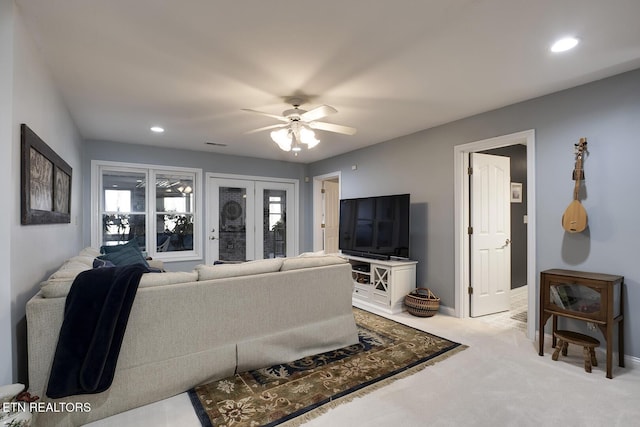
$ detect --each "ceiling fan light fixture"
[299,126,320,148]
[271,128,292,151]
[245,101,355,155]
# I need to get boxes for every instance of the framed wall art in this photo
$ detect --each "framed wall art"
[510,182,523,203]
[21,124,72,224]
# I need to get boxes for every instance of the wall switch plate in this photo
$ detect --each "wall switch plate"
[523,215,528,224]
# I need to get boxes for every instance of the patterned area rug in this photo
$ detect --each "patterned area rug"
[188,308,467,427]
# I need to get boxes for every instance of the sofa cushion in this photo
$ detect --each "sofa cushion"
[79,247,101,258]
[49,261,92,279]
[196,258,284,281]
[297,250,326,257]
[139,271,198,288]
[40,278,76,298]
[68,255,97,266]
[280,255,347,272]
[41,271,199,298]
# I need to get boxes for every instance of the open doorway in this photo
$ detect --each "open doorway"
[312,172,341,253]
[454,130,537,339]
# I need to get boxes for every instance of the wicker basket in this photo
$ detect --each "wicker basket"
[404,288,440,317]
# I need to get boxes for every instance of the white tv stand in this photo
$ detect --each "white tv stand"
[341,254,417,315]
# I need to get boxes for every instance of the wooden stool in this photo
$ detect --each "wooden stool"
[552,330,600,373]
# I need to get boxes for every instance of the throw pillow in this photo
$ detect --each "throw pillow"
[98,245,149,267]
[100,239,141,254]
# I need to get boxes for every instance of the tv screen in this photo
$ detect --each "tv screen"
[339,194,410,260]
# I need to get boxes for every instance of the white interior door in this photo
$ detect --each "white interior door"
[470,153,511,317]
[323,180,340,254]
[208,178,255,262]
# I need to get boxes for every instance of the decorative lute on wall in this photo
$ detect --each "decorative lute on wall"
[562,137,588,233]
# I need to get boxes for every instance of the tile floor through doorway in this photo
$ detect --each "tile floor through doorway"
[474,285,528,332]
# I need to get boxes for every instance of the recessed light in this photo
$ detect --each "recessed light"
[150,126,165,133]
[550,37,579,53]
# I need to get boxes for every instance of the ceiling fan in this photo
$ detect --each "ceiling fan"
[242,98,356,153]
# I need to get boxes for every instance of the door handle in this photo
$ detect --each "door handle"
[505,239,511,246]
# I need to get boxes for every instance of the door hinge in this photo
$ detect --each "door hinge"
[320,223,326,228]
[467,166,473,175]
[321,188,326,194]
[468,286,473,295]
[467,226,473,235]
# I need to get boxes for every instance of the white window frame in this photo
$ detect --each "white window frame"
[92,160,203,262]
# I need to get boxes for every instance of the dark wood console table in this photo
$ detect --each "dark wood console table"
[538,269,624,378]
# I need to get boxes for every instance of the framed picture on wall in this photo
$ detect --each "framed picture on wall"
[511,182,523,203]
[21,124,72,224]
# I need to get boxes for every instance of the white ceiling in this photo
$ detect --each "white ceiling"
[15,0,640,163]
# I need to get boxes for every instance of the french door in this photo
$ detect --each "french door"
[207,175,296,263]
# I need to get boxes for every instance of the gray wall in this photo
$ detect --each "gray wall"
[5,2,85,384]
[481,145,527,289]
[83,140,310,271]
[308,68,640,358]
[0,0,15,386]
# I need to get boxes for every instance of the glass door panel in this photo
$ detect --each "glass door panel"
[255,182,295,259]
[208,178,255,262]
[261,189,287,258]
[219,187,248,261]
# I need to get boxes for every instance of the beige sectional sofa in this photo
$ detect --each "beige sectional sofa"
[26,249,359,426]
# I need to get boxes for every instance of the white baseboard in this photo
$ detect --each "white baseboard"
[438,304,456,317]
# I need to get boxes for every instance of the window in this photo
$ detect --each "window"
[93,161,202,261]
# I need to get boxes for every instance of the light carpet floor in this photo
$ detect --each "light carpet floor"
[88,302,639,427]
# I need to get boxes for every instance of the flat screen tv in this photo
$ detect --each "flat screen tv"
[339,193,410,260]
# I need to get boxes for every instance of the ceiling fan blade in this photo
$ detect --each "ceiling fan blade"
[309,121,357,136]
[244,123,287,134]
[241,109,289,123]
[300,105,337,122]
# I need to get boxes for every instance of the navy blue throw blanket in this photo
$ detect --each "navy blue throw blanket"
[46,264,149,398]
